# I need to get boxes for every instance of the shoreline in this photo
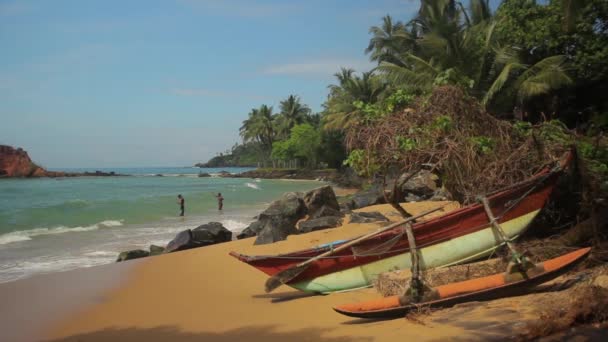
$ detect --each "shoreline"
[1,200,604,341]
[39,202,469,342]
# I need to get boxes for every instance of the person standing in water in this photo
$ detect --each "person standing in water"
[216,193,224,210]
[177,194,185,216]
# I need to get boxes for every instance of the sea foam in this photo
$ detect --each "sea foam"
[245,182,260,190]
[0,220,124,246]
[221,219,250,232]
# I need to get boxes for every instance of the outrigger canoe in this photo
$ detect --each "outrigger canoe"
[230,153,572,293]
[333,247,590,318]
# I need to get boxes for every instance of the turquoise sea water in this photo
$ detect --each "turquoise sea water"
[0,167,323,283]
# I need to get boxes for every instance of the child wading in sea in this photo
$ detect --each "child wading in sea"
[177,194,185,216]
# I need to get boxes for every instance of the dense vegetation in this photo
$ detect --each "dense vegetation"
[203,0,607,194]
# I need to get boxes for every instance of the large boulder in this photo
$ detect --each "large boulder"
[400,170,439,200]
[165,230,203,253]
[298,216,343,233]
[149,245,165,256]
[116,249,150,262]
[253,192,307,245]
[236,221,262,240]
[191,222,232,244]
[347,184,386,210]
[349,211,389,224]
[166,222,233,253]
[303,186,340,218]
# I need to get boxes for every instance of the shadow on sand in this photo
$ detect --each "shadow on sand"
[252,290,321,303]
[45,324,373,342]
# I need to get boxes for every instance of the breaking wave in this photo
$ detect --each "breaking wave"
[0,220,124,246]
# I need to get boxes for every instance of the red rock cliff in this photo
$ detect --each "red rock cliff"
[0,145,48,177]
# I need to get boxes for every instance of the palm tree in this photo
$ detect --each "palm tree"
[483,52,572,107]
[366,15,416,66]
[323,68,387,131]
[370,0,572,111]
[239,105,276,155]
[275,95,311,139]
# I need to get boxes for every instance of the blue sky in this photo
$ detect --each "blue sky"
[0,0,499,168]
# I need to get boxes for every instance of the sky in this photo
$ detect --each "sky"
[0,0,500,168]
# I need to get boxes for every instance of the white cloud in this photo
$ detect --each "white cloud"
[260,58,375,77]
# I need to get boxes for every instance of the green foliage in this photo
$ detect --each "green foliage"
[469,136,496,154]
[384,89,416,113]
[343,149,380,177]
[270,140,294,161]
[271,124,321,168]
[513,120,533,137]
[431,115,453,132]
[433,68,474,89]
[202,142,263,167]
[396,135,418,151]
[538,120,573,145]
[577,137,608,178]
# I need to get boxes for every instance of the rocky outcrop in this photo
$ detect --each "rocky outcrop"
[253,192,306,245]
[239,186,344,244]
[223,168,339,182]
[191,222,232,244]
[303,185,341,218]
[165,222,232,252]
[342,184,387,210]
[0,145,46,177]
[0,145,127,178]
[116,249,150,262]
[298,216,343,233]
[149,245,166,256]
[399,170,440,200]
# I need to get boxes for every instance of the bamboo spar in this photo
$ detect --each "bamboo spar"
[264,205,446,293]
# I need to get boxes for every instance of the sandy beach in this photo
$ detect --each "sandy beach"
[0,200,593,341]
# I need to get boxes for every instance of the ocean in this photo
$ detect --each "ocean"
[0,167,324,283]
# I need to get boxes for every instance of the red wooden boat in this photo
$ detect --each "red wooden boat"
[230,153,572,293]
[333,247,590,319]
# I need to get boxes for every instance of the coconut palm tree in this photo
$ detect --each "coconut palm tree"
[366,15,416,66]
[323,68,387,131]
[275,95,311,139]
[370,0,572,111]
[239,105,276,155]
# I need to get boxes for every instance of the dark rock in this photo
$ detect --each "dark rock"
[430,187,452,201]
[165,229,204,253]
[405,193,423,202]
[149,245,165,256]
[198,172,211,177]
[237,221,263,239]
[349,184,386,209]
[349,211,389,224]
[310,205,344,219]
[401,170,439,199]
[298,216,343,233]
[191,222,232,244]
[116,249,150,262]
[253,192,306,245]
[303,185,340,218]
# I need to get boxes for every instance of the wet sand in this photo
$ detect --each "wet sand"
[3,201,551,341]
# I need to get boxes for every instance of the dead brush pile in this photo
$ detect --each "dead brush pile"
[346,86,571,204]
[521,265,608,339]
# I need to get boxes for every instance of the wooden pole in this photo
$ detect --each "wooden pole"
[478,196,523,264]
